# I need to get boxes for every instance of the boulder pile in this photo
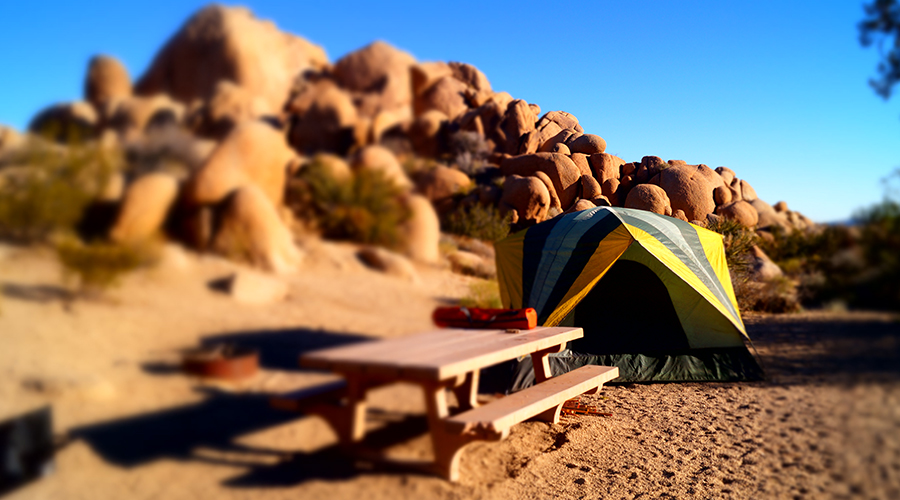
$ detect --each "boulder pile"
[2,4,815,276]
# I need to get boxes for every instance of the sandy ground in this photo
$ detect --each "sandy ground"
[1,242,899,499]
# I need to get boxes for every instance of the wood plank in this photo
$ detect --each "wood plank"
[340,329,513,376]
[301,328,510,371]
[445,365,619,435]
[404,327,584,379]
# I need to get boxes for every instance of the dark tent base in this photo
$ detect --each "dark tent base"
[505,347,765,392]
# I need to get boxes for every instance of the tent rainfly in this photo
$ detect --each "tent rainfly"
[495,206,764,387]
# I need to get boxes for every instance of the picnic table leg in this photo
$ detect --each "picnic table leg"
[450,370,479,412]
[422,380,474,482]
[530,342,567,384]
[322,376,367,445]
[530,342,568,424]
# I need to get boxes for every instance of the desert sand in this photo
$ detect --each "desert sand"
[1,243,898,499]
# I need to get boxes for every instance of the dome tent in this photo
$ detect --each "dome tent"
[494,206,763,388]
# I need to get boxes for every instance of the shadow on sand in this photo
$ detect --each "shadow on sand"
[75,327,428,487]
[1,282,73,304]
[748,314,900,386]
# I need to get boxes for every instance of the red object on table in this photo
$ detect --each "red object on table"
[432,307,538,330]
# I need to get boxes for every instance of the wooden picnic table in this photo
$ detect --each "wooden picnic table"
[275,326,618,481]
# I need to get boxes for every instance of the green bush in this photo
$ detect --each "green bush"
[444,203,511,242]
[55,236,158,297]
[0,139,116,243]
[286,160,410,248]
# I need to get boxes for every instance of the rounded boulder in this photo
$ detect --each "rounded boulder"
[658,164,716,222]
[624,184,672,216]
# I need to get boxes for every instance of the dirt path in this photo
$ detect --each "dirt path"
[2,245,898,499]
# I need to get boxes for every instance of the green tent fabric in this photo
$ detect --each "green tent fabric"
[494,206,764,387]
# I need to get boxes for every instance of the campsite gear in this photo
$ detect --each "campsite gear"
[182,344,259,380]
[495,206,764,385]
[432,307,538,330]
[271,326,618,481]
[0,406,54,496]
[561,398,612,417]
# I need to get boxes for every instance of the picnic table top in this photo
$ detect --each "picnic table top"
[301,326,584,381]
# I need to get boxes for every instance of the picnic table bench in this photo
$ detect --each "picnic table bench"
[271,326,618,481]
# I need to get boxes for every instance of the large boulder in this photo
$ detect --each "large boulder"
[414,75,469,119]
[357,246,419,282]
[500,153,582,209]
[713,184,733,206]
[750,245,783,282]
[107,94,185,139]
[634,156,666,184]
[715,200,759,227]
[286,79,358,154]
[110,172,179,244]
[187,121,297,206]
[0,125,24,154]
[408,109,447,157]
[399,193,440,264]
[351,145,412,190]
[739,179,758,202]
[601,177,621,207]
[499,100,536,154]
[566,134,606,155]
[531,171,562,213]
[28,102,98,142]
[500,174,551,225]
[414,165,471,212]
[189,80,269,139]
[448,62,491,92]
[569,153,593,177]
[695,164,725,190]
[589,153,625,184]
[539,128,579,153]
[658,164,716,222]
[135,5,327,115]
[624,184,672,216]
[332,41,416,117]
[715,166,736,185]
[751,198,790,230]
[84,55,132,112]
[411,61,454,97]
[212,184,303,274]
[537,111,583,133]
[581,174,603,201]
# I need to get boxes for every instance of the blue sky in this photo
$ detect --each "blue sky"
[1,1,898,222]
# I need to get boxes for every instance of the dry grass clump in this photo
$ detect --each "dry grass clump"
[55,235,160,298]
[0,138,117,243]
[443,203,511,242]
[286,159,410,249]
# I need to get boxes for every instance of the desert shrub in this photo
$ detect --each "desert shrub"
[0,138,116,243]
[443,203,511,242]
[703,217,801,312]
[449,131,489,176]
[55,236,158,297]
[734,275,801,314]
[757,224,861,308]
[287,160,410,248]
[459,279,503,309]
[705,217,758,276]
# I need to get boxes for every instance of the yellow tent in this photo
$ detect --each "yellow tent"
[496,206,763,383]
